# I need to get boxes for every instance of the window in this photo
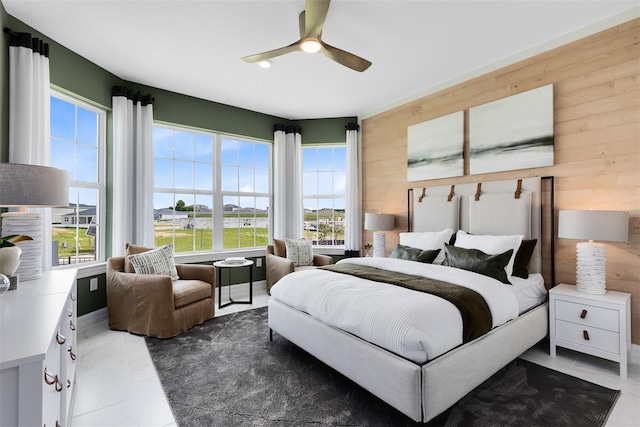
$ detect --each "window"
[302,145,346,245]
[50,91,106,266]
[153,125,270,253]
[221,137,270,249]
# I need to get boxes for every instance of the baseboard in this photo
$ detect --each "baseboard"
[77,307,107,333]
[631,343,640,365]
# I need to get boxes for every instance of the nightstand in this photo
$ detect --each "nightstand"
[549,284,631,377]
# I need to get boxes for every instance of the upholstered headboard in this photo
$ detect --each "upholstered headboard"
[409,177,545,275]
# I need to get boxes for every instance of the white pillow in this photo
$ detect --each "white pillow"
[399,229,453,264]
[285,238,314,266]
[127,244,180,280]
[454,230,523,277]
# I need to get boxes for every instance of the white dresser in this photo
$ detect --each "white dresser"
[0,269,78,427]
[549,283,631,378]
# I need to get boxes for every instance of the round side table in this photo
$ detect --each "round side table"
[213,259,254,309]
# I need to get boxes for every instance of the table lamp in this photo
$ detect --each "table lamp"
[0,163,69,282]
[558,209,629,294]
[364,213,394,258]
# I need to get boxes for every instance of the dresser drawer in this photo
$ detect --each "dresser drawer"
[555,320,620,354]
[555,300,619,332]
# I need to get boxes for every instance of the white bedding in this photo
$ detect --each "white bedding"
[270,257,536,364]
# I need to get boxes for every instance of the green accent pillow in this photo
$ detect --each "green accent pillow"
[512,239,538,279]
[389,244,440,264]
[442,243,513,284]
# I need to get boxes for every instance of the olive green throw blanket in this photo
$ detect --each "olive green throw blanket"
[321,263,492,343]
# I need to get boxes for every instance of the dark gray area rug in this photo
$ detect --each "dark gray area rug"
[145,307,620,427]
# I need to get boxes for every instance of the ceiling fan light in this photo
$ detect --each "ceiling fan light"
[301,38,321,53]
[258,60,272,68]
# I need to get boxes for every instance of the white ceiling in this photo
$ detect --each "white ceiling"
[3,0,638,120]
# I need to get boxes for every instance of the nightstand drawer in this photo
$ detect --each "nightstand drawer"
[555,320,620,354]
[555,300,619,332]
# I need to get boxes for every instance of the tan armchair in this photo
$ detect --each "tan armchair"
[266,239,333,293]
[107,257,215,338]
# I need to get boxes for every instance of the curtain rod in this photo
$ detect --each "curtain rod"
[3,27,18,37]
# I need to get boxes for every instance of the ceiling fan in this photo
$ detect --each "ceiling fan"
[242,0,372,72]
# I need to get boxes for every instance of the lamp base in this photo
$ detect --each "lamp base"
[372,232,386,258]
[1,212,43,281]
[575,242,607,295]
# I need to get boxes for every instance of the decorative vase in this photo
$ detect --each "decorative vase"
[0,246,23,277]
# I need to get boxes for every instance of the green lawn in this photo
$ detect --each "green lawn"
[53,227,96,257]
[154,227,269,251]
[53,219,340,259]
[53,225,269,258]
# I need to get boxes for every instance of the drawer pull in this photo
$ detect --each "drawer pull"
[44,368,56,385]
[68,345,77,361]
[56,332,66,345]
[70,293,76,301]
[70,320,76,331]
[57,421,61,427]
[580,309,587,319]
[67,379,71,388]
[583,330,590,340]
[55,376,63,392]
[67,308,73,317]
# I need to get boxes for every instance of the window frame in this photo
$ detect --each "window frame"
[50,89,107,267]
[152,123,272,254]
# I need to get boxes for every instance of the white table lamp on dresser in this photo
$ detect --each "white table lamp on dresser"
[558,210,629,295]
[0,163,69,282]
[364,212,394,258]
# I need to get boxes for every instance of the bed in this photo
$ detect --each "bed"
[268,177,552,423]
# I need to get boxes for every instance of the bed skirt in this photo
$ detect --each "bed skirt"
[268,298,548,423]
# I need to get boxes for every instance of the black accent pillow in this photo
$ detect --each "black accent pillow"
[389,244,440,264]
[512,239,538,279]
[448,232,457,246]
[442,243,513,285]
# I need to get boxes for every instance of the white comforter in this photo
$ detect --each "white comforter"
[269,257,520,364]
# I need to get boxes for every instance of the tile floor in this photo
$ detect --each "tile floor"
[72,283,639,426]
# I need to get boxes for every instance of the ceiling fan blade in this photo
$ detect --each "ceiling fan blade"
[299,11,306,39]
[241,41,302,63]
[320,42,372,72]
[304,0,331,39]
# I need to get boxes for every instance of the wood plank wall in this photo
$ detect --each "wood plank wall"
[361,19,640,344]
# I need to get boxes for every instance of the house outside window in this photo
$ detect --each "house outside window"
[302,145,346,246]
[153,125,270,252]
[50,91,106,266]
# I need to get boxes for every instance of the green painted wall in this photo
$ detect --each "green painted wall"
[1,12,351,316]
[77,274,108,317]
[296,117,356,143]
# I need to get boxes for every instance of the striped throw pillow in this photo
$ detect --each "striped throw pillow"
[285,238,313,266]
[127,244,180,280]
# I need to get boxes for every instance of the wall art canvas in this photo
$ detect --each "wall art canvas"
[469,84,554,175]
[407,111,464,182]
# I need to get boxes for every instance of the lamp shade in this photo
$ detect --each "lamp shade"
[558,210,629,242]
[0,163,69,207]
[364,213,394,231]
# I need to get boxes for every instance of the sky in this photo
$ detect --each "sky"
[50,96,346,213]
[50,96,99,207]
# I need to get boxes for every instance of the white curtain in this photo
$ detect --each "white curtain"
[272,125,303,240]
[344,123,361,254]
[272,126,286,240]
[111,87,155,256]
[285,128,303,239]
[8,32,52,274]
